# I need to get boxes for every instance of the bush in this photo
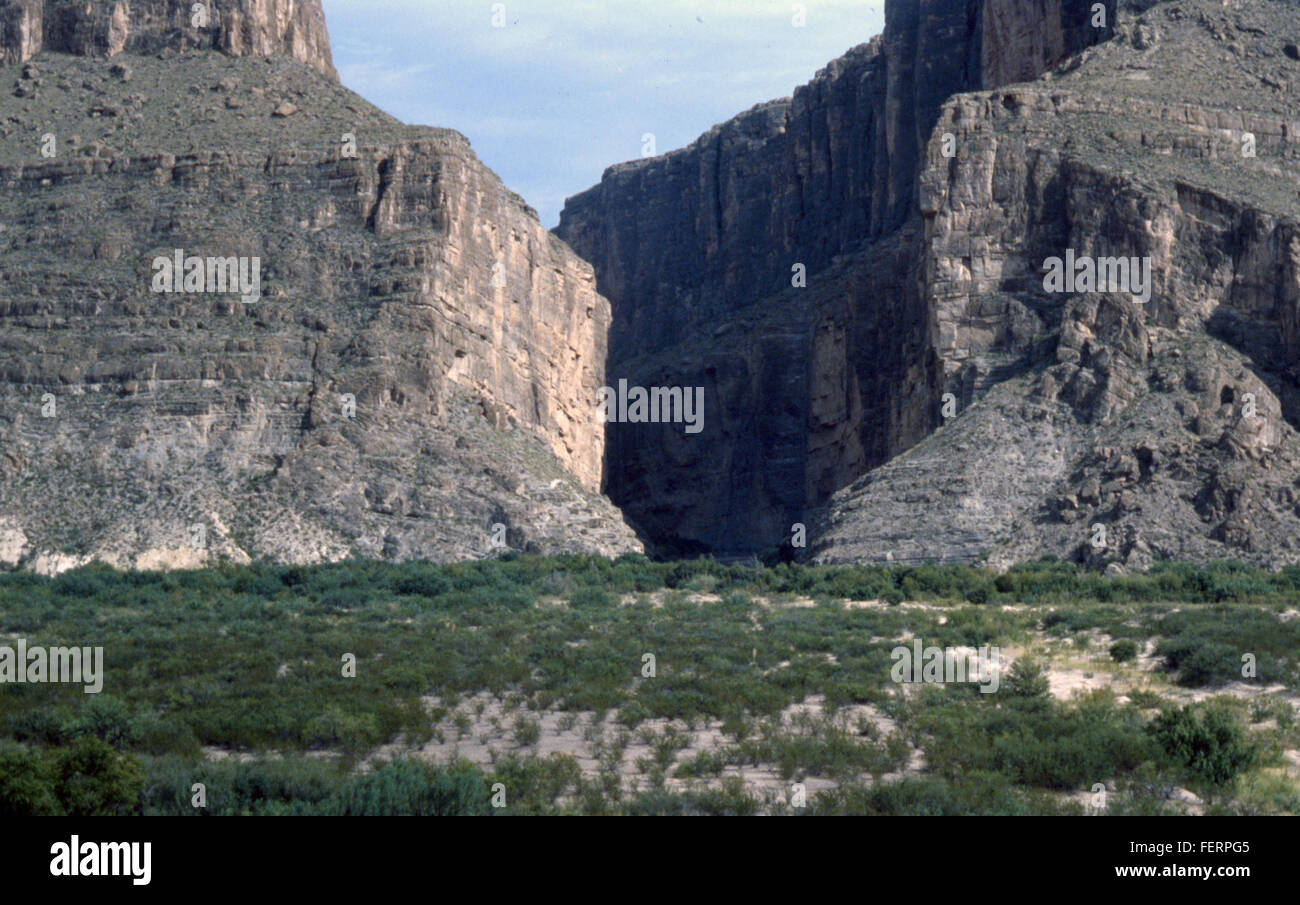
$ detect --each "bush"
[0,743,62,816]
[68,695,135,747]
[394,567,452,598]
[327,760,491,816]
[1149,706,1257,787]
[1005,658,1050,699]
[1157,637,1242,687]
[1109,639,1140,663]
[52,736,144,816]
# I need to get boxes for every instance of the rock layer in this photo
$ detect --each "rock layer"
[0,49,640,570]
[0,0,336,76]
[556,0,1116,556]
[815,0,1300,568]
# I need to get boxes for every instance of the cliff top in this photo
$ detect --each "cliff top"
[0,0,337,78]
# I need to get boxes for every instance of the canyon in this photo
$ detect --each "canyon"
[557,0,1300,570]
[3,0,1300,573]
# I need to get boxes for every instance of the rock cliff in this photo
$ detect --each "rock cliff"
[0,23,641,569]
[0,0,336,76]
[556,0,1117,556]
[560,0,1300,569]
[814,0,1300,569]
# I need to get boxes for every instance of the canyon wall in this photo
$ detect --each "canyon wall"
[0,37,639,569]
[814,1,1300,568]
[0,0,336,76]
[555,0,1116,555]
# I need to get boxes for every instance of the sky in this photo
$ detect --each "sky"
[321,1,886,227]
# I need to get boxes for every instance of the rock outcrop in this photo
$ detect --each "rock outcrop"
[556,0,1116,556]
[0,0,336,76]
[0,31,640,569]
[814,0,1300,569]
[559,0,1300,569]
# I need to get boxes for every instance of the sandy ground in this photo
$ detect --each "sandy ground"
[355,692,922,801]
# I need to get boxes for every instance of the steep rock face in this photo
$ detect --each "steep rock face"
[555,0,1114,555]
[0,51,639,570]
[0,0,336,76]
[813,0,1300,568]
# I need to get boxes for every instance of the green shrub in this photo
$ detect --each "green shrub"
[52,736,144,816]
[811,772,1073,816]
[0,743,62,816]
[1109,639,1140,663]
[1149,706,1257,787]
[1157,638,1242,687]
[394,567,452,598]
[1005,658,1050,699]
[327,760,491,816]
[569,587,617,610]
[68,695,135,748]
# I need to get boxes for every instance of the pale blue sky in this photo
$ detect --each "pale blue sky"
[322,1,886,226]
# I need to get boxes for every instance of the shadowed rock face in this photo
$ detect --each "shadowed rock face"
[0,42,640,569]
[560,0,1300,569]
[814,0,1300,570]
[555,0,1116,556]
[0,0,336,76]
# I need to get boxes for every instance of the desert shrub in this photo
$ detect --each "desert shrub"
[0,742,62,816]
[512,716,541,748]
[569,586,617,610]
[126,712,200,756]
[623,777,759,816]
[50,565,119,599]
[609,554,664,592]
[51,736,144,816]
[67,694,135,747]
[1157,638,1243,687]
[1109,639,1140,663]
[488,754,581,814]
[919,694,1155,790]
[8,706,74,745]
[674,750,727,778]
[1005,658,1050,699]
[303,707,383,753]
[141,756,346,815]
[812,772,1073,816]
[326,760,491,816]
[394,566,452,598]
[1149,706,1257,787]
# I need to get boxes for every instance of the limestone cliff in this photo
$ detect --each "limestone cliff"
[0,0,336,76]
[814,0,1300,569]
[0,40,640,569]
[555,0,1116,556]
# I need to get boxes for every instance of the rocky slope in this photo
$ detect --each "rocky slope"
[559,0,1300,570]
[0,3,642,571]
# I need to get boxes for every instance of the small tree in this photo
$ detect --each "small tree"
[53,736,144,816]
[1006,658,1051,699]
[1149,706,1257,787]
[0,743,62,816]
